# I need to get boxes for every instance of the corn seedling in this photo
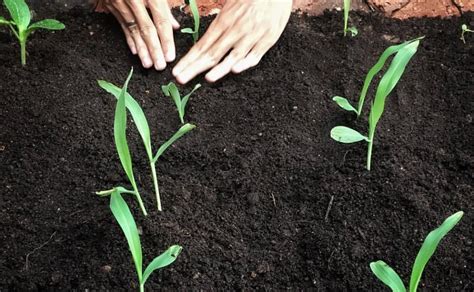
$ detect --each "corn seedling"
[181,0,199,43]
[0,0,65,65]
[370,211,463,292]
[100,187,182,292]
[331,37,422,170]
[460,24,473,44]
[162,82,201,124]
[343,0,357,37]
[99,71,195,212]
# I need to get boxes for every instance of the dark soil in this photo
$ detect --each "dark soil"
[0,3,473,291]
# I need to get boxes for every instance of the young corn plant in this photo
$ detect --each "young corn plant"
[162,82,201,124]
[99,71,195,212]
[460,24,473,44]
[181,0,200,43]
[331,37,422,170]
[99,187,182,292]
[343,0,357,37]
[0,0,65,65]
[370,211,464,292]
[106,69,148,216]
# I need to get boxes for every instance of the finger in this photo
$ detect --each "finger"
[107,4,137,54]
[113,0,154,67]
[175,28,243,84]
[205,34,257,82]
[127,0,166,70]
[149,0,176,62]
[172,10,237,77]
[169,9,180,30]
[232,37,276,74]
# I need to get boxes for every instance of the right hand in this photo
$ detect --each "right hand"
[99,0,180,70]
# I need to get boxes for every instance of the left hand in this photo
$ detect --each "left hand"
[172,0,293,84]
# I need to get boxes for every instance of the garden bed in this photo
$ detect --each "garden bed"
[0,4,473,291]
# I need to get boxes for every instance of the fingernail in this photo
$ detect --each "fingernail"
[155,59,166,71]
[142,57,153,68]
[165,49,175,62]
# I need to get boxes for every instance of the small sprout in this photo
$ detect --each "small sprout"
[331,37,422,170]
[107,188,182,292]
[0,0,65,65]
[343,0,357,37]
[370,211,463,292]
[181,0,200,43]
[162,82,201,124]
[99,71,196,212]
[460,24,473,44]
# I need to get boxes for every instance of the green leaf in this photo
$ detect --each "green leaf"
[369,40,421,131]
[28,19,65,33]
[180,28,194,34]
[162,82,184,123]
[370,261,406,292]
[0,16,11,25]
[99,80,153,160]
[356,37,424,115]
[330,126,369,143]
[333,96,357,113]
[153,123,196,163]
[409,211,464,292]
[142,245,182,285]
[110,190,143,281]
[4,0,31,31]
[181,83,201,118]
[348,26,358,37]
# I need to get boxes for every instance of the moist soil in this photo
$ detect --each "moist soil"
[0,4,473,291]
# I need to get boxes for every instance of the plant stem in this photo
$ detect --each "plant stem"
[20,38,26,66]
[150,162,162,211]
[133,185,148,216]
[140,283,145,292]
[366,130,375,171]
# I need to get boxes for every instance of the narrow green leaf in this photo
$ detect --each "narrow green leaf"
[181,83,201,116]
[162,82,184,123]
[180,28,194,34]
[99,80,153,160]
[114,69,140,193]
[369,40,420,129]
[370,261,406,292]
[142,245,182,284]
[4,0,30,31]
[28,19,65,32]
[0,16,11,25]
[110,190,143,281]
[153,123,196,163]
[330,126,369,143]
[356,37,424,115]
[333,96,357,113]
[409,211,464,292]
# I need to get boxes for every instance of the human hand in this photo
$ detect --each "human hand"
[172,0,293,84]
[100,0,180,70]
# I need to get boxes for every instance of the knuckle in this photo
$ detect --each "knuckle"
[140,24,156,36]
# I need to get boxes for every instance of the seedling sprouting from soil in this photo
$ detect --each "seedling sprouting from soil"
[370,211,463,292]
[162,82,201,124]
[106,69,148,216]
[460,24,473,44]
[343,0,357,37]
[99,71,195,212]
[103,187,182,292]
[331,37,422,170]
[181,0,200,43]
[0,0,65,65]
